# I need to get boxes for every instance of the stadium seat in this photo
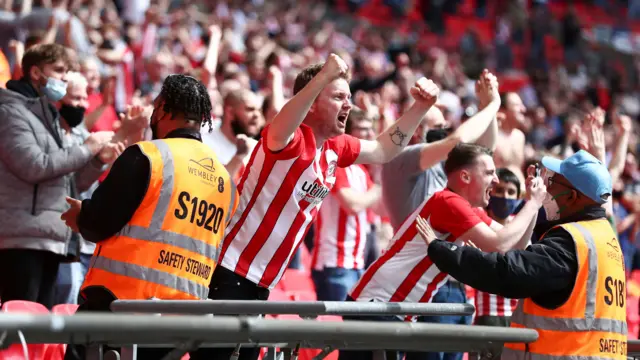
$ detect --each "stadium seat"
[0,301,50,360]
[52,304,79,315]
[288,291,317,301]
[268,289,292,301]
[280,270,315,293]
[2,300,49,314]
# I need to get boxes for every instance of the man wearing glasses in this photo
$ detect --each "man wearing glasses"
[418,150,627,360]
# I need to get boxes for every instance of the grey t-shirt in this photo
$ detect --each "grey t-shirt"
[381,144,447,230]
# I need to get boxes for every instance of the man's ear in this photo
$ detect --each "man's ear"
[460,169,471,184]
[29,66,42,83]
[567,189,580,205]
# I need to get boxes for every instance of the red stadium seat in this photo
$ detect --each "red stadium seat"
[288,291,317,301]
[0,301,50,360]
[41,304,81,360]
[52,304,79,315]
[268,289,292,301]
[280,270,315,293]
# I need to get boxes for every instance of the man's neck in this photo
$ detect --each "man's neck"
[500,120,517,134]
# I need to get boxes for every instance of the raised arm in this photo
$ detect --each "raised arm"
[266,54,348,152]
[473,70,500,151]
[355,78,439,165]
[417,71,501,171]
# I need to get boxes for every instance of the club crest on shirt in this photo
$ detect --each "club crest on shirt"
[327,161,337,177]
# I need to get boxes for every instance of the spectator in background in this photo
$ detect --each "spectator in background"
[472,168,522,360]
[139,52,175,99]
[80,57,118,133]
[493,92,527,189]
[312,107,382,301]
[0,43,116,309]
[54,71,125,305]
[201,89,264,182]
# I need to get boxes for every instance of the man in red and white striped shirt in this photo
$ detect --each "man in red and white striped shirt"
[312,108,381,301]
[472,168,522,360]
[339,142,547,360]
[191,54,441,360]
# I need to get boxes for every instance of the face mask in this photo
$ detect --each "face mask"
[41,77,67,102]
[540,190,571,222]
[150,108,161,140]
[425,128,452,144]
[488,196,520,220]
[59,105,86,128]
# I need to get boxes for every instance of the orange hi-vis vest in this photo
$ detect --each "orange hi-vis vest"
[82,138,238,300]
[503,219,627,360]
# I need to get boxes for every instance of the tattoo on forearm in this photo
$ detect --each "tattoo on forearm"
[389,127,408,146]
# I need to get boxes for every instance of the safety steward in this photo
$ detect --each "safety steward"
[417,150,627,360]
[61,74,238,360]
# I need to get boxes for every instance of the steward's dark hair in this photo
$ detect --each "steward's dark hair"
[159,74,213,131]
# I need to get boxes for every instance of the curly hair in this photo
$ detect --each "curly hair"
[159,74,213,132]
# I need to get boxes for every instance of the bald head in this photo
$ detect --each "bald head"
[424,106,446,129]
[224,89,260,109]
[223,89,265,138]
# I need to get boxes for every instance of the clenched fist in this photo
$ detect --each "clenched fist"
[410,77,439,109]
[320,53,349,81]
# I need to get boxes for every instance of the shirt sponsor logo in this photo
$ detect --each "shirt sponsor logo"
[296,180,330,206]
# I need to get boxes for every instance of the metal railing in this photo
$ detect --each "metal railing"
[110,299,476,318]
[628,339,640,359]
[109,299,478,359]
[0,312,538,360]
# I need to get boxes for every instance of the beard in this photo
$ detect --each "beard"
[231,116,262,140]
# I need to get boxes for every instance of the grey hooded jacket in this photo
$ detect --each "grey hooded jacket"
[0,81,106,256]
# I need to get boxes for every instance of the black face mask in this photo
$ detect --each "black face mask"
[426,127,453,144]
[150,108,162,140]
[59,105,86,128]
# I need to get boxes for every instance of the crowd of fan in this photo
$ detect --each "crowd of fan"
[1,0,640,351]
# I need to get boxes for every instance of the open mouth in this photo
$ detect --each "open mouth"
[338,114,348,124]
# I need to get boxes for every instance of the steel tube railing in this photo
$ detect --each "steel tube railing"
[0,313,537,353]
[628,339,640,358]
[110,300,475,317]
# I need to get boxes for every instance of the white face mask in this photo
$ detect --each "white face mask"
[542,192,561,222]
[541,190,572,222]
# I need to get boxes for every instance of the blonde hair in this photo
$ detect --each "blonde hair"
[65,71,88,91]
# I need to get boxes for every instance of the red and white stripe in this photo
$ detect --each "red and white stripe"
[219,127,344,290]
[475,291,518,317]
[349,197,456,306]
[312,165,371,271]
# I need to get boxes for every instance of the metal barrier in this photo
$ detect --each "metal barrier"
[109,299,477,359]
[628,339,640,359]
[110,299,476,317]
[0,313,538,357]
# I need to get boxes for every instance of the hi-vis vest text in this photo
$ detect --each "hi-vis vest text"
[503,219,627,360]
[82,138,238,300]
